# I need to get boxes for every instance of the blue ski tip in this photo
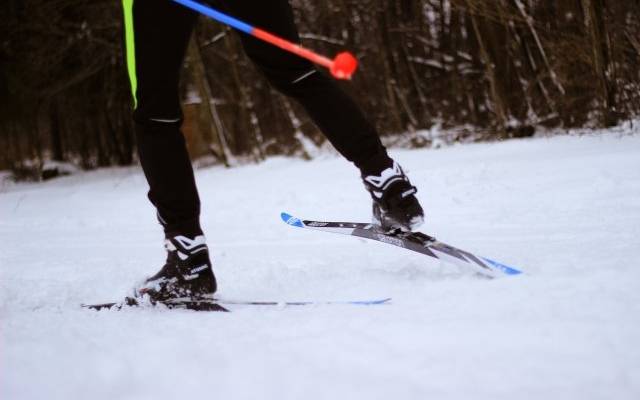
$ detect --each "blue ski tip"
[281,212,304,228]
[348,298,392,305]
[482,257,523,275]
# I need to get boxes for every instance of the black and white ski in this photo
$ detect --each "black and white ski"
[82,298,230,312]
[82,297,392,312]
[281,212,522,278]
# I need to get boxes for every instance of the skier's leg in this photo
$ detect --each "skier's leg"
[220,0,424,230]
[123,0,201,237]
[123,0,216,297]
[220,0,392,175]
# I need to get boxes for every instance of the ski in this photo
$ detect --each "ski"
[281,212,522,278]
[82,300,229,312]
[82,297,391,312]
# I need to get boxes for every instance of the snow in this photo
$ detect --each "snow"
[2,127,640,400]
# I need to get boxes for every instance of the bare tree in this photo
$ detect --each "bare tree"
[1,0,639,175]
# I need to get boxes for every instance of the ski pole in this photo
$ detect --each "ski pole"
[170,0,358,79]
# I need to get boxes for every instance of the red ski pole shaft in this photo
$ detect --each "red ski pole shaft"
[252,29,333,70]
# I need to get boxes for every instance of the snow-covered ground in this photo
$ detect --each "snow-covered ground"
[2,126,640,400]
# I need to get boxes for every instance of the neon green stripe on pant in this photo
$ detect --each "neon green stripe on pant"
[122,0,138,108]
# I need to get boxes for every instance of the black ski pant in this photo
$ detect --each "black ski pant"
[124,0,391,237]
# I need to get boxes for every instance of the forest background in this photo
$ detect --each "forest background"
[1,0,639,177]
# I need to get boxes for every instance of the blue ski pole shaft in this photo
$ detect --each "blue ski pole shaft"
[171,0,252,34]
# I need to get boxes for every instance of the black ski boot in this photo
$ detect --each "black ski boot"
[362,161,424,232]
[135,235,217,303]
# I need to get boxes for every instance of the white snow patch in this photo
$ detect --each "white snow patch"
[1,129,640,400]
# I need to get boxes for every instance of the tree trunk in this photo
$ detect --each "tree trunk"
[582,0,617,126]
[188,34,233,166]
[466,3,508,132]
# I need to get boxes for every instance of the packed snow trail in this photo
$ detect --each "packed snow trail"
[1,128,640,400]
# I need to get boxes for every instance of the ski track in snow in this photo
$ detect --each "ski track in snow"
[1,131,640,400]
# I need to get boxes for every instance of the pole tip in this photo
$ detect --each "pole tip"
[330,52,358,80]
